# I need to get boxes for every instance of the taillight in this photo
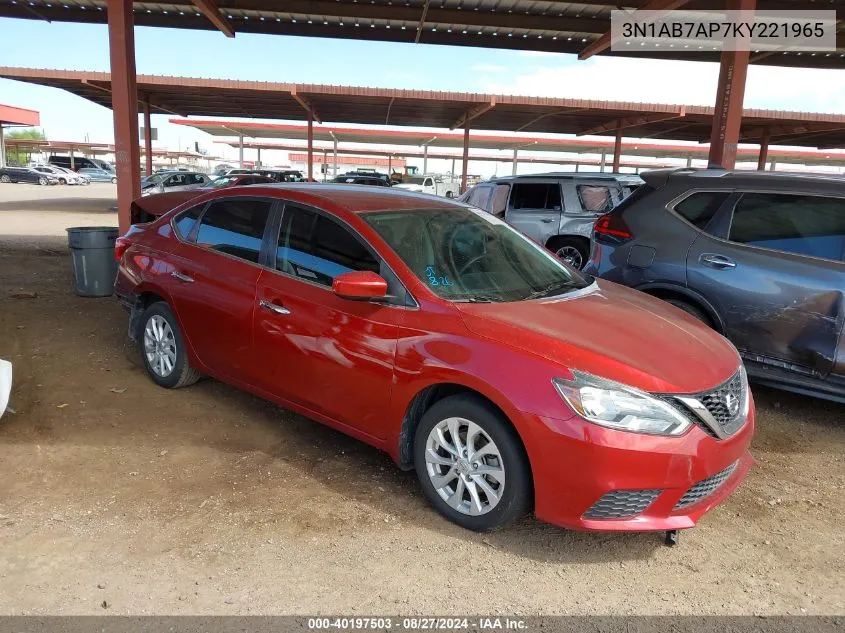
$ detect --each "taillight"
[114,236,131,262]
[594,212,633,242]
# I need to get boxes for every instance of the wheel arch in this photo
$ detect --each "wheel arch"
[635,282,725,332]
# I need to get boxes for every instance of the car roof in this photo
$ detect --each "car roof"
[223,183,460,213]
[488,171,643,182]
[642,167,845,192]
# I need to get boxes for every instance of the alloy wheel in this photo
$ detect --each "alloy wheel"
[143,315,177,378]
[556,245,583,269]
[424,417,506,516]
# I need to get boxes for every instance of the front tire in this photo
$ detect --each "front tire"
[59,178,67,185]
[414,394,532,532]
[38,177,48,186]
[665,298,711,327]
[139,302,201,389]
[111,177,117,184]
[0,175,10,183]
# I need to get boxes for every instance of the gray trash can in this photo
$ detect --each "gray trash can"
[67,227,120,297]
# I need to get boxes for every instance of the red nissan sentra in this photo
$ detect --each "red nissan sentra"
[115,184,754,534]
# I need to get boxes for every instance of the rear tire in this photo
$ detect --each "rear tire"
[138,302,201,389]
[414,394,532,532]
[59,178,67,185]
[548,236,589,270]
[665,298,711,326]
[0,175,10,183]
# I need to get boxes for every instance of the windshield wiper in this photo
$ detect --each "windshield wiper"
[523,280,582,301]
[453,295,505,303]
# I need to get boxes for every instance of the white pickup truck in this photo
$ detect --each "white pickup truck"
[393,175,460,198]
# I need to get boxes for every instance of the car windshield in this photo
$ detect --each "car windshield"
[363,207,591,302]
[207,176,238,188]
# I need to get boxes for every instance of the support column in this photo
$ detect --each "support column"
[323,149,328,181]
[769,160,777,172]
[423,144,428,175]
[70,149,75,171]
[686,155,693,168]
[142,96,152,176]
[257,147,261,168]
[757,128,770,171]
[307,111,314,181]
[332,137,338,177]
[0,125,5,168]
[238,135,244,168]
[612,123,622,173]
[511,148,518,176]
[460,120,470,194]
[107,0,140,234]
[708,0,754,169]
[388,154,392,176]
[451,157,456,178]
[599,151,606,173]
[575,163,580,173]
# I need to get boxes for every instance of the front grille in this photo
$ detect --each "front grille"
[673,461,738,510]
[673,368,748,439]
[583,489,662,519]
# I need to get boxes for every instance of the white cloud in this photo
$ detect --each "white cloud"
[482,57,845,113]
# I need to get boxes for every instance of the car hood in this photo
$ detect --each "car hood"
[455,279,740,394]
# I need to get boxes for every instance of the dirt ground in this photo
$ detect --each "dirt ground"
[0,186,843,616]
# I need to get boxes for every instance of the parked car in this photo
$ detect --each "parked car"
[115,184,754,534]
[48,155,113,173]
[79,168,118,184]
[130,174,276,224]
[53,165,90,185]
[226,168,304,183]
[459,173,644,269]
[31,165,86,185]
[331,174,391,187]
[393,175,460,198]
[584,168,845,404]
[0,166,58,185]
[140,171,209,195]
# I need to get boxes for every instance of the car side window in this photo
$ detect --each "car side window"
[173,205,204,240]
[728,192,845,261]
[673,191,731,231]
[510,183,562,212]
[195,198,272,263]
[576,185,614,213]
[424,178,433,187]
[276,205,379,286]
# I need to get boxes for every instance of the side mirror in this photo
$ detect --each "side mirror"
[332,270,389,301]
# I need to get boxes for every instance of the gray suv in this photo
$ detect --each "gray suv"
[460,172,643,269]
[584,168,845,403]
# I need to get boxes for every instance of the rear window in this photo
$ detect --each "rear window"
[576,185,615,213]
[173,205,203,239]
[673,191,731,231]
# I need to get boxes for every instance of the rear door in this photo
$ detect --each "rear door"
[252,202,400,439]
[504,181,563,244]
[687,190,845,377]
[165,196,276,381]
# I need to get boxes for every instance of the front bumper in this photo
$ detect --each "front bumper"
[519,395,756,532]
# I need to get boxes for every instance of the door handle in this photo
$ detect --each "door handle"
[171,271,195,283]
[541,218,554,223]
[259,299,291,315]
[699,253,737,269]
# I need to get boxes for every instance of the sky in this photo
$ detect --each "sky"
[2,17,845,173]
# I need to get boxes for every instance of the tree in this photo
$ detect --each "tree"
[4,128,47,166]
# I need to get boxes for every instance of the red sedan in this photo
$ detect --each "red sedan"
[115,184,754,534]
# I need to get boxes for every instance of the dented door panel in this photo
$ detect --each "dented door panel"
[687,233,845,377]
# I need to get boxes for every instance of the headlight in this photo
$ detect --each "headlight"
[553,370,692,436]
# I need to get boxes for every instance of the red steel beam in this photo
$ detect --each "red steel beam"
[142,95,152,176]
[579,109,686,136]
[461,119,470,194]
[106,0,140,235]
[612,122,622,172]
[757,128,770,170]
[451,99,496,130]
[191,0,235,38]
[708,0,755,169]
[578,0,693,61]
[307,110,314,181]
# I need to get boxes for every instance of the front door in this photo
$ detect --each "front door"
[166,197,275,380]
[252,202,400,440]
[687,190,845,377]
[504,181,563,245]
